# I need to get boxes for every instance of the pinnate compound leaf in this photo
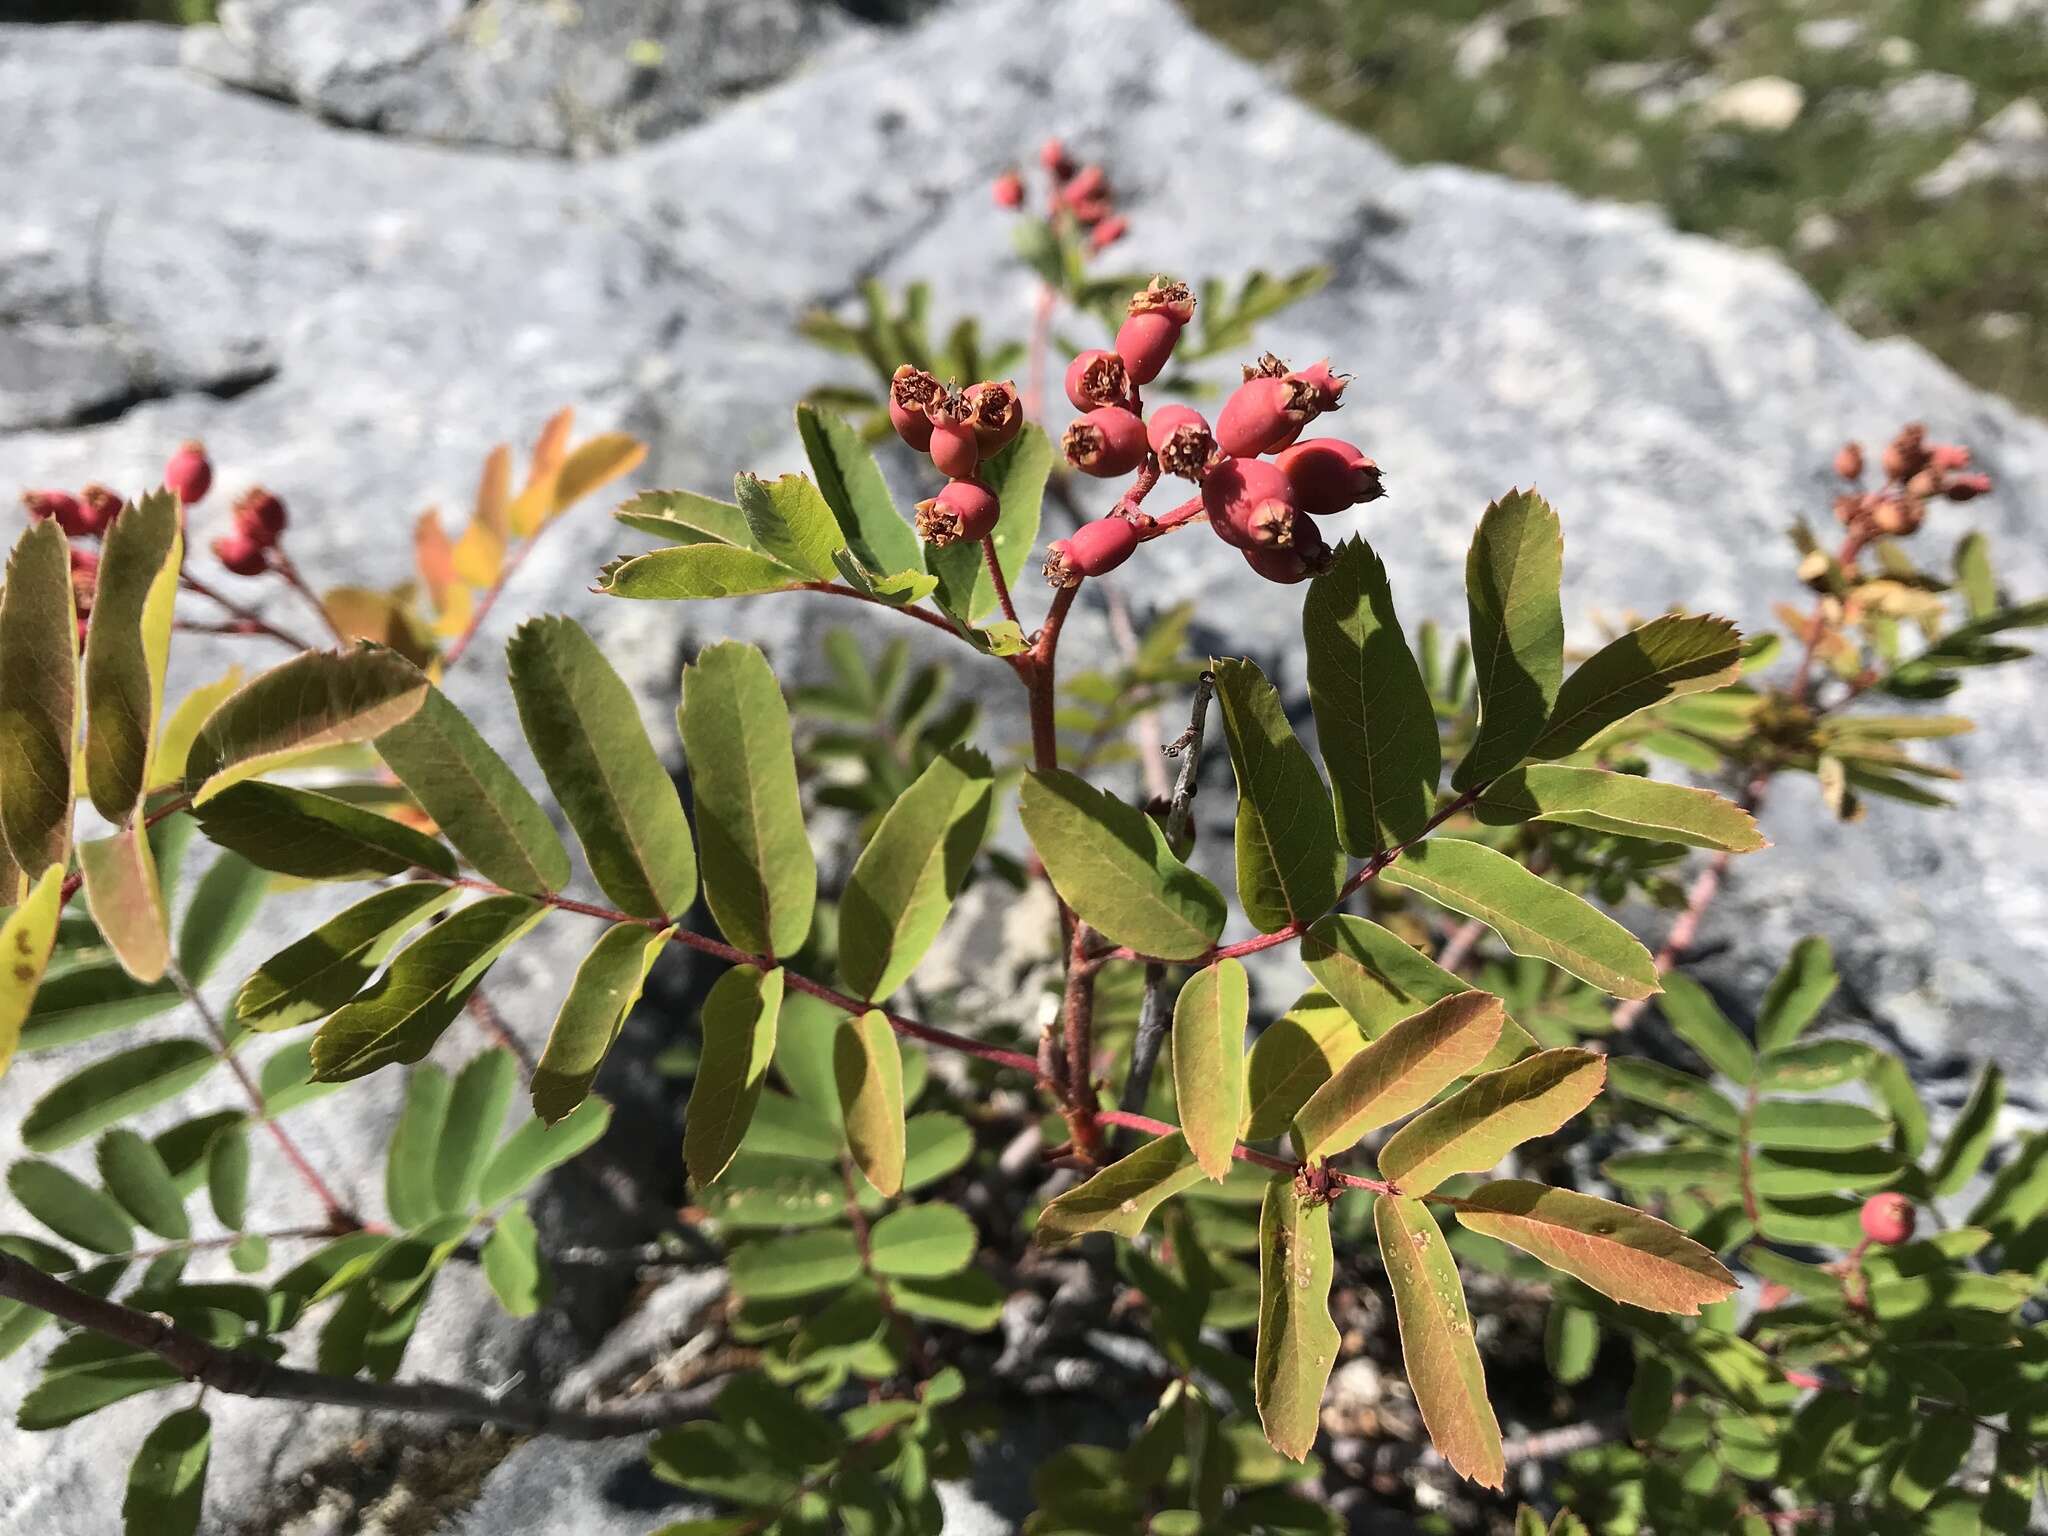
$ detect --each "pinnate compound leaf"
[1530,614,1743,760]
[187,647,427,804]
[477,1097,611,1208]
[79,828,169,982]
[1376,1195,1503,1488]
[1454,1179,1736,1314]
[1756,936,1836,1052]
[595,544,806,600]
[1255,1177,1340,1462]
[835,1009,905,1197]
[1300,914,1537,1074]
[192,781,457,881]
[533,922,670,1125]
[480,1199,551,1316]
[1381,839,1659,1000]
[1035,1132,1206,1245]
[796,403,922,580]
[1303,536,1441,853]
[734,472,844,580]
[1212,657,1343,934]
[85,490,183,821]
[23,1039,218,1152]
[310,897,547,1082]
[236,883,458,1034]
[684,965,785,1188]
[96,1128,189,1240]
[678,643,817,958]
[1,865,67,1079]
[1658,972,1757,1084]
[122,1407,210,1536]
[927,425,1053,624]
[1173,959,1249,1180]
[838,747,993,1001]
[0,520,78,871]
[1292,992,1504,1160]
[1018,770,1225,961]
[1378,1048,1606,1195]
[507,616,696,919]
[435,1049,520,1214]
[375,684,568,895]
[1474,765,1765,853]
[1453,490,1563,790]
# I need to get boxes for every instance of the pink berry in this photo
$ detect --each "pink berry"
[1275,439,1385,517]
[914,478,1001,547]
[1859,1194,1916,1247]
[1945,472,1992,502]
[889,364,942,453]
[1929,442,1971,471]
[1116,310,1180,387]
[926,395,980,480]
[1062,407,1148,478]
[211,530,268,576]
[1146,404,1214,480]
[1043,514,1140,587]
[993,171,1024,209]
[1064,350,1129,412]
[1062,164,1107,207]
[77,484,123,536]
[21,490,90,537]
[164,440,213,505]
[1039,138,1072,176]
[1288,359,1349,416]
[1834,443,1864,480]
[1214,375,1315,459]
[233,487,288,544]
[1201,456,1300,549]
[1241,543,1313,584]
[1090,215,1129,253]
[964,380,1023,453]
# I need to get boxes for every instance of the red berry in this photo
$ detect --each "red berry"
[993,171,1024,209]
[1834,442,1864,481]
[1062,407,1148,478]
[233,487,288,544]
[926,395,980,480]
[964,380,1022,453]
[1201,456,1300,549]
[1089,215,1129,253]
[1929,442,1971,471]
[211,530,269,576]
[1039,138,1072,176]
[1061,164,1107,206]
[1064,350,1129,412]
[1275,438,1385,517]
[1859,1194,1916,1246]
[21,490,90,537]
[77,484,123,535]
[1146,405,1214,480]
[1241,543,1313,584]
[1945,471,1993,502]
[1116,310,1180,387]
[164,440,213,505]
[914,478,1001,547]
[1288,359,1349,416]
[1043,514,1140,587]
[1214,375,1315,459]
[889,364,942,453]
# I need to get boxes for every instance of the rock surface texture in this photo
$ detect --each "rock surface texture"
[4,1,2048,1531]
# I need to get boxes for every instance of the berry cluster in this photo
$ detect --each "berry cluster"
[889,370,1022,547]
[211,488,289,576]
[1043,279,1382,588]
[995,138,1128,254]
[1831,423,1991,543]
[21,483,124,540]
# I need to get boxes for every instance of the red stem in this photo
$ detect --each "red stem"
[980,535,1022,630]
[178,573,316,654]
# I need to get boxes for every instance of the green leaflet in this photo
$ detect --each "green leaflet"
[1,866,68,1079]
[310,896,547,1082]
[594,543,806,600]
[1932,1063,2003,1198]
[1452,490,1564,790]
[1172,959,1250,1180]
[678,642,817,958]
[1380,838,1660,1000]
[611,488,759,548]
[1035,1132,1207,1245]
[480,1200,551,1316]
[477,1097,611,1208]
[796,403,924,582]
[207,1124,249,1229]
[1212,657,1343,934]
[928,425,1053,625]
[1375,1195,1503,1489]
[96,1128,189,1241]
[84,491,183,822]
[838,747,993,1001]
[0,520,78,871]
[435,1050,521,1213]
[1606,1058,1743,1136]
[836,1009,906,1197]
[187,647,427,804]
[868,1204,974,1279]
[734,472,844,580]
[507,616,696,920]
[1378,1048,1606,1194]
[1748,1100,1893,1151]
[1302,537,1441,853]
[236,883,459,1034]
[1658,972,1757,1084]
[22,1039,219,1152]
[8,1158,134,1252]
[1242,990,1365,1141]
[1300,914,1537,1074]
[728,1228,862,1302]
[1254,1177,1339,1462]
[1756,936,1836,1052]
[1454,1179,1735,1314]
[192,781,458,881]
[79,828,169,982]
[375,683,568,896]
[1018,770,1225,961]
[684,964,785,1188]
[176,849,268,984]
[1473,764,1765,853]
[122,1406,210,1536]
[533,921,672,1125]
[1529,613,1744,760]
[1291,992,1504,1160]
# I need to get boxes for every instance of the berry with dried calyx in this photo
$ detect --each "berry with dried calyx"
[964,380,1023,452]
[1089,215,1128,253]
[1859,1194,1915,1246]
[1881,423,1928,483]
[234,487,288,544]
[1061,164,1107,208]
[1039,138,1072,177]
[1241,538,1327,584]
[1116,279,1194,386]
[1201,456,1301,549]
[926,393,981,480]
[889,364,943,452]
[993,171,1024,209]
[1275,438,1384,516]
[1064,349,1129,412]
[1214,374,1315,459]
[1288,359,1349,416]
[1043,513,1140,587]
[22,490,90,537]
[211,530,269,576]
[77,484,123,535]
[914,478,1001,546]
[1946,471,1992,501]
[1062,407,1148,478]
[1834,442,1864,481]
[1146,404,1214,480]
[165,440,213,505]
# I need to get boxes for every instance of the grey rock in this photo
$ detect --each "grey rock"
[1868,71,1977,134]
[1918,96,2048,198]
[1971,0,2048,25]
[1795,17,1866,53]
[5,0,2048,1529]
